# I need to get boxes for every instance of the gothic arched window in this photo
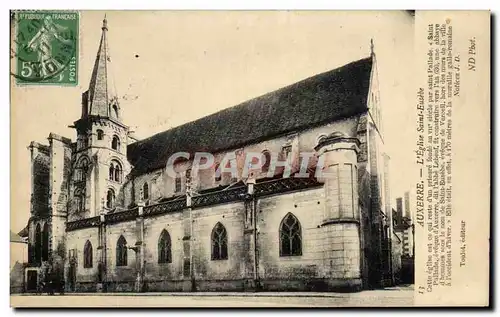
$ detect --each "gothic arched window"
[97,129,104,140]
[34,223,42,264]
[143,182,149,200]
[84,240,93,268]
[279,213,302,257]
[112,135,120,151]
[106,189,115,209]
[42,223,49,262]
[211,222,228,260]
[116,235,127,266]
[158,230,172,264]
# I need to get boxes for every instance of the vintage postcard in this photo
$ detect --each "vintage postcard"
[9,10,490,307]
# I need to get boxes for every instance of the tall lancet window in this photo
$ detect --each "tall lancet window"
[34,223,42,264]
[84,240,93,268]
[211,222,228,260]
[74,188,85,212]
[112,135,120,151]
[114,164,121,182]
[158,230,172,264]
[106,189,115,209]
[113,105,119,119]
[279,213,302,257]
[42,223,49,262]
[116,235,127,267]
[143,182,149,200]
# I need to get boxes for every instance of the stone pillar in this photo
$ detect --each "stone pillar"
[181,177,195,291]
[96,199,107,292]
[136,201,146,292]
[315,132,362,291]
[242,177,259,291]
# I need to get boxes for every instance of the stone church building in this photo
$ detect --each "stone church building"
[22,18,396,293]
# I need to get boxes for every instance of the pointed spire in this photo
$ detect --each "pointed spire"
[370,38,375,57]
[102,14,108,31]
[83,14,119,120]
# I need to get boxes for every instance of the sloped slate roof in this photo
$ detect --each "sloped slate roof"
[127,56,373,176]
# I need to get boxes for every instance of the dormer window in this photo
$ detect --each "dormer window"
[97,129,104,140]
[112,135,120,151]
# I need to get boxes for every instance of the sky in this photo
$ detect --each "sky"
[11,11,416,233]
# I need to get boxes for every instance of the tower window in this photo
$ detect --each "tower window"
[109,165,114,181]
[158,229,172,264]
[76,157,89,182]
[97,129,104,140]
[211,222,228,260]
[84,240,93,268]
[279,213,302,257]
[112,135,120,151]
[113,105,119,119]
[106,189,115,209]
[143,182,149,200]
[109,160,122,182]
[74,188,85,212]
[114,165,121,182]
[116,235,127,267]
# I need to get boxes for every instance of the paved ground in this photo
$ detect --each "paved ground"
[11,285,414,308]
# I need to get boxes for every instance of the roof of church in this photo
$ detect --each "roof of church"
[127,56,373,176]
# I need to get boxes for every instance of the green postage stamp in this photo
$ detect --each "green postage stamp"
[12,11,79,85]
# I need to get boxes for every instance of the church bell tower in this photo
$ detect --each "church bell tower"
[68,16,130,221]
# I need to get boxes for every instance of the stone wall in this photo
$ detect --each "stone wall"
[30,143,50,217]
[61,112,397,292]
[48,134,73,263]
[67,183,368,292]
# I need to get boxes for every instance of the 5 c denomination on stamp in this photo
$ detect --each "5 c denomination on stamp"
[11,11,79,85]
